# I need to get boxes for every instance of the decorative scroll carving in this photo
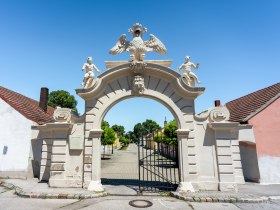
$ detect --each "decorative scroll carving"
[129,61,147,74]
[53,107,72,123]
[209,106,230,122]
[132,75,145,95]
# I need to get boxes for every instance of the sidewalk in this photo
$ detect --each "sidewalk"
[171,183,280,203]
[1,178,280,203]
[0,179,107,199]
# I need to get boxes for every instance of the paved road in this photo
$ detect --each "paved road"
[2,144,280,209]
[101,144,139,194]
[101,143,179,194]
[101,144,139,180]
[1,186,280,210]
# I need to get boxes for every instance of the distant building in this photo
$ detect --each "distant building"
[226,82,280,184]
[0,86,54,178]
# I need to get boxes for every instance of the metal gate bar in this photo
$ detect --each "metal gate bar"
[138,131,179,192]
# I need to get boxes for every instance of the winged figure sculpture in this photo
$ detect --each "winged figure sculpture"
[109,23,167,61]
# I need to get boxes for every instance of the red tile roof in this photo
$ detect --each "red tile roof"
[0,86,55,125]
[226,83,280,122]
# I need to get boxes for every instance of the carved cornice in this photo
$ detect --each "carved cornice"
[176,129,190,137]
[89,129,104,138]
[76,62,205,99]
[35,123,74,133]
[208,122,240,131]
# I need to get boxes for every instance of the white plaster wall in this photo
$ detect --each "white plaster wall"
[239,144,260,182]
[0,98,32,173]
[196,123,216,179]
[239,126,255,144]
[258,156,280,184]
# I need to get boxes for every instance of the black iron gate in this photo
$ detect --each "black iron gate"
[138,132,180,192]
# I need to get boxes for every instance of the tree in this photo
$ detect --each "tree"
[111,125,125,137]
[101,126,116,158]
[48,90,78,113]
[164,120,177,145]
[133,119,161,141]
[142,119,161,134]
[101,120,116,156]
[133,123,145,139]
[119,136,129,146]
[101,120,110,130]
[154,132,165,143]
[127,131,137,143]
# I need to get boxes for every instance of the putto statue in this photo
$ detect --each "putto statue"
[82,57,101,88]
[109,23,167,61]
[177,56,201,87]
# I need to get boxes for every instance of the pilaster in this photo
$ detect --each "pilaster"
[176,129,197,192]
[209,122,240,191]
[36,123,73,187]
[86,129,104,192]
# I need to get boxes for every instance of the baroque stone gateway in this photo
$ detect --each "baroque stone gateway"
[32,23,253,192]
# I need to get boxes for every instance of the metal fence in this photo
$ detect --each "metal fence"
[138,132,180,192]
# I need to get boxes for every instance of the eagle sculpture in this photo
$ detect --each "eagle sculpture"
[109,23,167,61]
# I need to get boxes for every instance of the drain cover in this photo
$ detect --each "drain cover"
[129,199,153,208]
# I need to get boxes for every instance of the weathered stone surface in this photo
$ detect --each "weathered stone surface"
[51,155,66,162]
[84,156,92,164]
[50,164,65,171]
[50,171,64,179]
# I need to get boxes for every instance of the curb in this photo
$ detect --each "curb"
[170,192,271,203]
[0,181,108,199]
[1,181,279,203]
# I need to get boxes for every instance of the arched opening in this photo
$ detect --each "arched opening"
[76,62,204,192]
[100,97,180,194]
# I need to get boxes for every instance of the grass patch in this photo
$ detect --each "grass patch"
[160,192,171,197]
[0,176,10,179]
[119,146,128,150]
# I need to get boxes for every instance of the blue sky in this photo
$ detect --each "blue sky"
[1,0,279,132]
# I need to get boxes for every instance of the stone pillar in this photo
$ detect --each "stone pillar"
[176,129,197,192]
[209,123,239,191]
[232,139,245,184]
[87,129,104,192]
[39,139,52,181]
[45,124,73,187]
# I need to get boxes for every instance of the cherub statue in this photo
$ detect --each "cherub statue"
[177,56,201,87]
[82,57,101,88]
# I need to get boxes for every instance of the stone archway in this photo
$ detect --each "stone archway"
[76,61,205,192]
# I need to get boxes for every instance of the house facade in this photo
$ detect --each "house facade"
[226,82,280,184]
[0,86,54,179]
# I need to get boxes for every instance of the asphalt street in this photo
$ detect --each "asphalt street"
[2,185,280,210]
[1,144,280,210]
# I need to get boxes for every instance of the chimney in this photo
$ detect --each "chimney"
[214,100,221,107]
[39,87,49,112]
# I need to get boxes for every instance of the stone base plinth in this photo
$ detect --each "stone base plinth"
[194,181,219,191]
[49,179,82,188]
[176,182,196,193]
[88,180,104,192]
[219,182,238,192]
